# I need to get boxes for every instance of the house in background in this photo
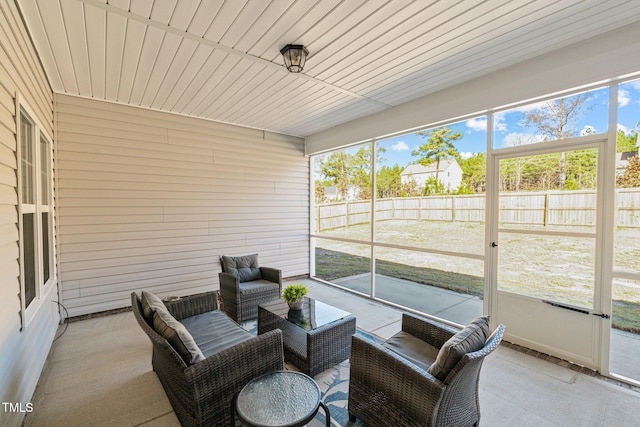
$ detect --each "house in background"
[321,185,361,202]
[2,1,640,425]
[401,160,463,193]
[323,185,339,201]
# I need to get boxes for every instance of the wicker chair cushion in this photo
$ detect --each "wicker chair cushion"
[221,254,262,282]
[180,310,254,357]
[153,310,205,365]
[428,316,490,381]
[239,279,280,295]
[383,331,440,372]
[141,290,165,325]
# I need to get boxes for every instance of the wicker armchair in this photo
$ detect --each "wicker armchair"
[131,291,284,427]
[218,254,282,322]
[349,313,505,427]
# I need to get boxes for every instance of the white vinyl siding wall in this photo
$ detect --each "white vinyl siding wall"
[55,95,309,317]
[0,2,57,426]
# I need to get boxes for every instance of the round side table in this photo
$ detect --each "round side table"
[233,370,331,427]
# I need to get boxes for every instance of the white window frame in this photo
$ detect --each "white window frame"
[16,98,55,328]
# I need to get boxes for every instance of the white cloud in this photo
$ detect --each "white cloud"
[466,115,507,132]
[493,112,507,132]
[466,117,487,132]
[630,81,640,91]
[618,123,629,133]
[391,141,409,151]
[459,151,475,159]
[503,132,545,147]
[580,125,597,136]
[619,89,631,107]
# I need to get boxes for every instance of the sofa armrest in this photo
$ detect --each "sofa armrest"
[187,329,284,380]
[165,291,219,321]
[219,271,240,290]
[401,313,457,349]
[260,267,282,288]
[349,335,445,423]
[183,330,285,424]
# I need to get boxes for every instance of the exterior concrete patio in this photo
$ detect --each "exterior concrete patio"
[332,273,483,325]
[25,279,640,427]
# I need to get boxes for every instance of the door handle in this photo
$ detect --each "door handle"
[491,242,498,248]
[543,300,590,315]
[543,300,610,319]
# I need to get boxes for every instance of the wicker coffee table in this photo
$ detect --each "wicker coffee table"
[258,297,356,377]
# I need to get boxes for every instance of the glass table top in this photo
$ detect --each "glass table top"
[260,297,352,331]
[235,371,321,426]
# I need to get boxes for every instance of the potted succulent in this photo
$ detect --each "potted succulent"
[282,283,308,310]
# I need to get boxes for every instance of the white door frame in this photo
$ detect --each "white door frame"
[487,134,609,368]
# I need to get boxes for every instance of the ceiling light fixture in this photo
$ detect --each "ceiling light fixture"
[280,44,309,73]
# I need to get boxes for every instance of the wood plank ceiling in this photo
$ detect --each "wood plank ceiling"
[17,0,640,137]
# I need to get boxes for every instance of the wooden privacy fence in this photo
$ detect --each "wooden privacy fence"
[316,188,640,231]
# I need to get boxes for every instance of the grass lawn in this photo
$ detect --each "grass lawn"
[612,301,640,334]
[315,248,484,297]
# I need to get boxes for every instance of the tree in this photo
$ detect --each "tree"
[376,164,403,198]
[618,155,640,188]
[617,129,639,153]
[502,134,540,191]
[522,95,588,139]
[350,145,386,199]
[423,176,445,195]
[318,145,385,201]
[500,153,561,191]
[458,153,486,193]
[314,180,326,204]
[412,127,463,182]
[320,151,352,200]
[565,149,597,189]
[350,147,371,199]
[400,177,422,197]
[521,94,589,188]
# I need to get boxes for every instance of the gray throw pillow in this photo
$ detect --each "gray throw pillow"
[428,316,490,381]
[153,310,205,365]
[141,291,165,324]
[221,254,262,282]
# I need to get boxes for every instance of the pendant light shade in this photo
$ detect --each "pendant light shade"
[280,44,309,73]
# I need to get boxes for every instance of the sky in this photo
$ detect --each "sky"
[366,80,640,169]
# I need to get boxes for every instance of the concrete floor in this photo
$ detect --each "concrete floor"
[332,273,483,325]
[610,329,640,381]
[25,279,640,426]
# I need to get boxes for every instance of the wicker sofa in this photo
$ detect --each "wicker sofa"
[348,313,504,427]
[131,290,284,427]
